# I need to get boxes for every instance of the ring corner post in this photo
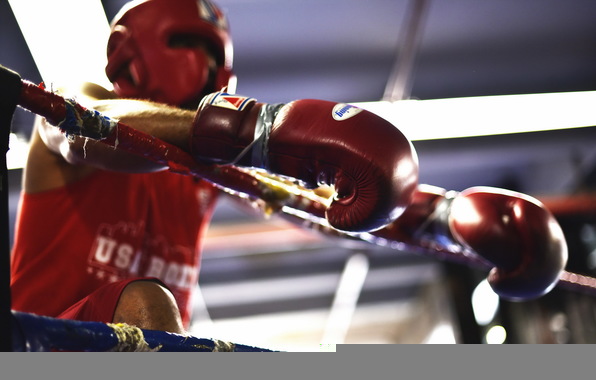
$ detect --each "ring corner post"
[0,64,23,352]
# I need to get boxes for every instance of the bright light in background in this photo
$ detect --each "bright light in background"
[485,325,507,344]
[354,90,596,141]
[6,133,29,170]
[423,323,457,344]
[8,0,113,91]
[471,279,500,326]
[321,252,370,345]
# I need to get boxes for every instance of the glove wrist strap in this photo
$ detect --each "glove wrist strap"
[412,190,463,251]
[227,102,283,168]
[246,103,284,168]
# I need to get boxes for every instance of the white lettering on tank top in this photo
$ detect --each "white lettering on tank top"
[87,221,197,292]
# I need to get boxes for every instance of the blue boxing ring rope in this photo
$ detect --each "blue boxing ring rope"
[12,311,274,352]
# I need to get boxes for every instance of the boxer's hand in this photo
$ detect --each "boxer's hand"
[449,187,568,300]
[190,92,418,233]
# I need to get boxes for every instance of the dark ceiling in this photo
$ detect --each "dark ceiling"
[2,0,596,195]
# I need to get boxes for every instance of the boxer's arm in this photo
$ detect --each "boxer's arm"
[38,97,195,171]
[25,83,196,193]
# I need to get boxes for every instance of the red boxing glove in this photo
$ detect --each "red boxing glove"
[449,187,568,300]
[375,185,568,300]
[190,92,419,233]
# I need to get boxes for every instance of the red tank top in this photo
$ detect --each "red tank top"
[10,170,218,327]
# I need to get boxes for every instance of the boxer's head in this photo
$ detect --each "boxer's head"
[105,0,235,108]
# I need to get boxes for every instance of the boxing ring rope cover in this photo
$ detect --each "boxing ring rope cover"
[3,64,596,350]
[11,311,274,352]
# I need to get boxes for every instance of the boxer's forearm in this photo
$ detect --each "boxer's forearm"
[39,98,195,172]
[91,99,195,149]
